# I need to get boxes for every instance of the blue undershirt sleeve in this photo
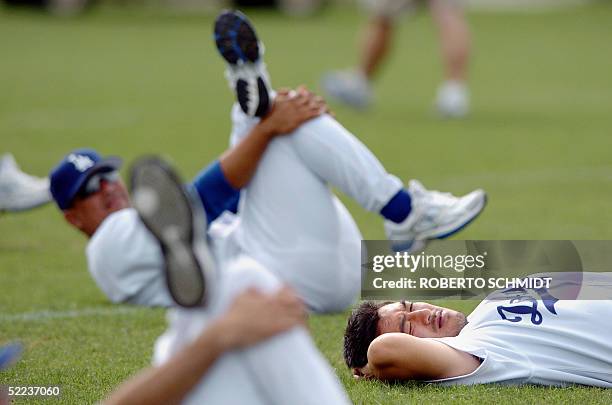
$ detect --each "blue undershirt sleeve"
[190,160,240,225]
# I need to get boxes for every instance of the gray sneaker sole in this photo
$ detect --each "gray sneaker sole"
[130,157,206,308]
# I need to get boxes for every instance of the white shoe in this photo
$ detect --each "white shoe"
[321,70,372,109]
[435,81,469,118]
[385,180,486,252]
[0,154,51,212]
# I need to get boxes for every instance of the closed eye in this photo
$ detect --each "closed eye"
[402,302,413,335]
[401,315,412,335]
[407,302,413,335]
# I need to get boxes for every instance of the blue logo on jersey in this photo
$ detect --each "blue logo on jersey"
[496,286,559,325]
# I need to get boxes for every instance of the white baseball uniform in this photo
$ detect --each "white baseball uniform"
[86,208,173,307]
[428,273,612,387]
[228,104,402,312]
[152,253,351,405]
[86,105,403,312]
[89,206,351,404]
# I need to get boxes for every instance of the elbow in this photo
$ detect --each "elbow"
[366,334,397,378]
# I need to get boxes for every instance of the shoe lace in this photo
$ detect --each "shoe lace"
[426,189,457,207]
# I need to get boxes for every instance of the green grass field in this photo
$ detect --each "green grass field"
[2,2,612,403]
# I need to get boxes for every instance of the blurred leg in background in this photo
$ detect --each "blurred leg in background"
[322,0,471,117]
[430,0,471,117]
[233,0,324,16]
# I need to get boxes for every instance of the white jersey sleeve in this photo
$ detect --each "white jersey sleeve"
[86,208,173,307]
[427,273,612,387]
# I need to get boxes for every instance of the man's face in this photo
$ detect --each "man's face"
[64,173,130,237]
[377,301,467,338]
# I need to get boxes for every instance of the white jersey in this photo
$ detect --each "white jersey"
[85,198,360,312]
[429,273,612,387]
[86,208,173,307]
[86,208,244,308]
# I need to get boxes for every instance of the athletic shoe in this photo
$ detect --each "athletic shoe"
[0,153,50,213]
[214,10,271,118]
[321,70,372,109]
[130,157,215,308]
[435,81,469,118]
[385,180,486,252]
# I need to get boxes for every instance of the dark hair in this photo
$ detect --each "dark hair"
[343,301,392,369]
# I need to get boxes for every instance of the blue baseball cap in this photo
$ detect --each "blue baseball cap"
[49,148,122,210]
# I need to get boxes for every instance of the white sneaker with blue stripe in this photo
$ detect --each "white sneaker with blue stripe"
[385,180,487,252]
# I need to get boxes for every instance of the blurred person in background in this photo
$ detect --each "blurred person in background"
[233,0,324,16]
[277,0,324,16]
[322,0,471,117]
[2,0,92,16]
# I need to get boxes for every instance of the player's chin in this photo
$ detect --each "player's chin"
[435,311,465,337]
[448,311,467,336]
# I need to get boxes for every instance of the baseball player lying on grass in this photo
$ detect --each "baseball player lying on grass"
[344,272,612,387]
[49,10,486,315]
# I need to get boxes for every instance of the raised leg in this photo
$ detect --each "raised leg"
[229,105,402,312]
[153,256,351,405]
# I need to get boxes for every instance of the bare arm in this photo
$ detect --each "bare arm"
[103,287,305,405]
[219,86,329,189]
[365,333,480,381]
